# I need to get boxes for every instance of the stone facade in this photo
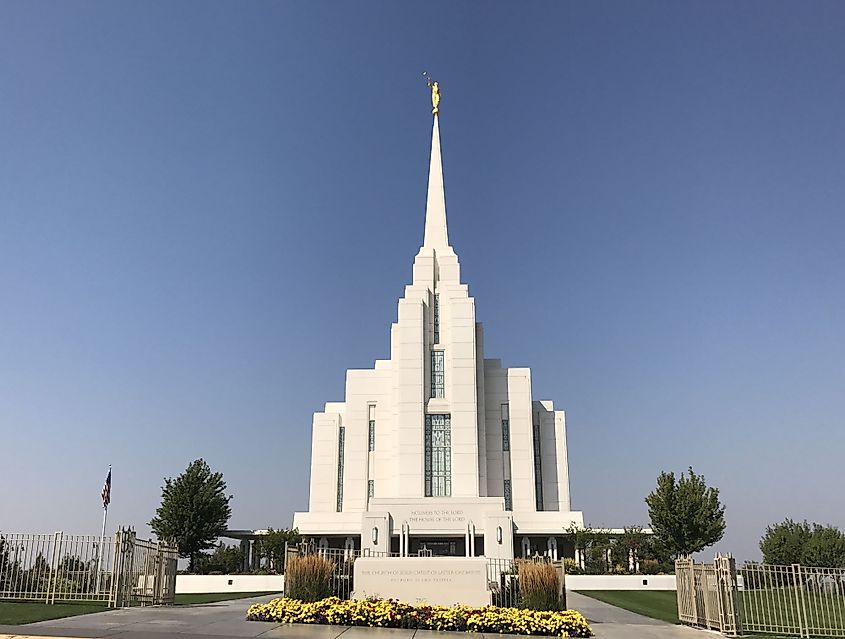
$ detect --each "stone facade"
[292,110,584,560]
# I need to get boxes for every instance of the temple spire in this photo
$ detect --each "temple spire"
[422,79,450,250]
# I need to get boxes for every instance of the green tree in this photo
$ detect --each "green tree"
[258,528,300,573]
[759,519,811,565]
[638,534,675,574]
[760,519,845,568]
[610,526,648,573]
[803,524,845,568]
[149,458,232,571]
[196,543,244,574]
[0,537,10,590]
[27,553,52,592]
[565,526,611,574]
[645,466,726,558]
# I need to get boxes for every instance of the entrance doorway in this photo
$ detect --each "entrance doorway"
[410,537,465,556]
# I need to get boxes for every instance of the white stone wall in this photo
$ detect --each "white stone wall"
[307,410,343,513]
[565,575,677,590]
[507,368,536,513]
[175,574,284,594]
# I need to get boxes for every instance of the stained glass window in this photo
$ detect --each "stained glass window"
[504,479,512,511]
[368,479,374,498]
[502,418,510,451]
[433,293,440,344]
[336,426,345,512]
[424,414,451,497]
[368,405,376,451]
[431,350,444,398]
[533,421,543,511]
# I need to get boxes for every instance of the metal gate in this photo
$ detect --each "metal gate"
[0,528,177,607]
[677,556,845,637]
[676,556,741,635]
[113,528,178,606]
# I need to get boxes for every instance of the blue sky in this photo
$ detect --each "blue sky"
[1,1,843,562]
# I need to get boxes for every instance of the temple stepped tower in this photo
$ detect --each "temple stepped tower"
[293,85,584,560]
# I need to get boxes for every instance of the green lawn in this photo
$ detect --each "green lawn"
[175,591,281,605]
[576,590,680,624]
[579,588,845,637]
[740,588,845,635]
[0,591,281,624]
[0,600,109,625]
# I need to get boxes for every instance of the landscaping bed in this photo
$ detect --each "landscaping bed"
[246,596,592,637]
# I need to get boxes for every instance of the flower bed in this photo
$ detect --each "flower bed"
[246,597,592,637]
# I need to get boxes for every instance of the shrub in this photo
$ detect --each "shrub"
[517,560,560,611]
[284,554,335,601]
[246,597,592,637]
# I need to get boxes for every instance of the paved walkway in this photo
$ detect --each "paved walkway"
[0,593,714,639]
[565,592,714,638]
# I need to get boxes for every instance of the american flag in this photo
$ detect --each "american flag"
[101,468,111,509]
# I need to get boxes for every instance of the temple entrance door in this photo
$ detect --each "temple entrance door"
[409,537,466,557]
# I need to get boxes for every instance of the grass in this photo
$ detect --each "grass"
[0,600,109,625]
[175,591,280,605]
[740,588,845,634]
[0,591,281,624]
[581,588,845,635]
[576,590,680,624]
[579,586,845,637]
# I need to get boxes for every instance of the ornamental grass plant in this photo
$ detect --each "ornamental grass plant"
[518,560,562,611]
[246,597,592,637]
[283,554,335,602]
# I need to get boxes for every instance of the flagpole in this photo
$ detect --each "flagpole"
[96,465,110,594]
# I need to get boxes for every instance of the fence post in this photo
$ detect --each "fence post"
[109,529,121,607]
[114,528,126,608]
[45,531,62,604]
[675,559,685,624]
[555,559,566,610]
[793,564,810,638]
[715,555,741,636]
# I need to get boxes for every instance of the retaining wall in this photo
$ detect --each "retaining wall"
[175,574,284,594]
[565,574,676,590]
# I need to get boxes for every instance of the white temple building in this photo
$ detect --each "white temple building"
[293,91,584,561]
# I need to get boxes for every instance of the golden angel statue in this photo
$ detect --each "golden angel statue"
[424,73,440,115]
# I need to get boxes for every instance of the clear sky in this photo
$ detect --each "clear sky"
[1,1,843,562]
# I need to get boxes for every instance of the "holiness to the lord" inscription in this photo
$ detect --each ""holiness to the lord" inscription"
[408,509,466,525]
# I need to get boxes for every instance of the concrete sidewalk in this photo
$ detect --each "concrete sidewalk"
[0,594,286,639]
[0,592,713,639]
[566,592,714,638]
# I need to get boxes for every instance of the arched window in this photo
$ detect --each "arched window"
[521,537,531,558]
[547,536,558,561]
